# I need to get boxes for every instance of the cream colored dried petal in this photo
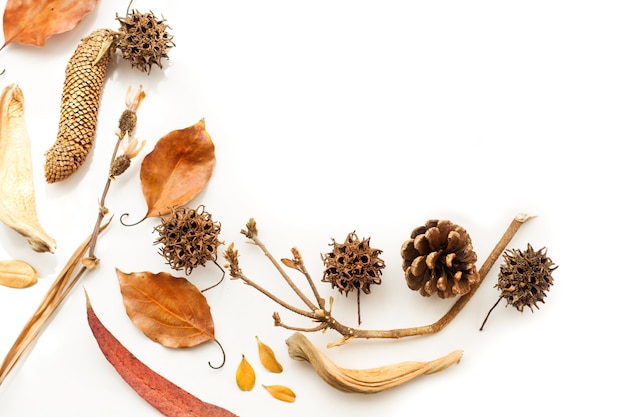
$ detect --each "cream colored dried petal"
[0,84,56,253]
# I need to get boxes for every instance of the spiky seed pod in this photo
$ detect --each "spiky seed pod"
[496,244,556,312]
[401,219,479,298]
[44,29,117,183]
[322,232,385,324]
[116,10,175,74]
[153,205,222,275]
[480,244,557,330]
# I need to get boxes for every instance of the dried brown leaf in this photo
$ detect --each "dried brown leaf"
[116,269,215,348]
[3,0,99,47]
[86,292,239,417]
[235,354,255,391]
[262,385,296,402]
[139,119,215,219]
[256,336,283,373]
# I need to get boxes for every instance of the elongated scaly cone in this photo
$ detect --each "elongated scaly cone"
[44,29,116,183]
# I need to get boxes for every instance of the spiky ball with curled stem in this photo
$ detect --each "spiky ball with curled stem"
[321,232,385,325]
[116,10,175,74]
[153,205,222,276]
[480,243,557,330]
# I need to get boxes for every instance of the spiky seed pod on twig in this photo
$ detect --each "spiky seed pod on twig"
[116,10,175,74]
[480,244,557,330]
[497,244,556,311]
[154,205,222,275]
[400,219,479,298]
[322,232,385,324]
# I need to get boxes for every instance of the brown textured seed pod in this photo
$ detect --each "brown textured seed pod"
[153,205,223,275]
[116,10,175,74]
[44,29,117,183]
[322,232,385,324]
[401,219,479,298]
[480,244,557,330]
[496,244,556,312]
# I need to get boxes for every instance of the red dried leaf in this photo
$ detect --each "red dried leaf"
[139,119,216,219]
[3,0,99,47]
[116,269,215,348]
[85,291,238,417]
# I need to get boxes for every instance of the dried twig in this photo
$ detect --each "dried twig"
[225,214,534,347]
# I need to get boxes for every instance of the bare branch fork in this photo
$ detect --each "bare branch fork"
[224,214,534,347]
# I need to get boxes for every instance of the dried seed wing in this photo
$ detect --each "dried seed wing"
[235,355,255,391]
[256,336,283,373]
[0,84,56,252]
[262,385,296,403]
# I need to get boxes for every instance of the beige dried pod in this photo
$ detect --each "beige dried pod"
[0,259,38,288]
[0,84,56,253]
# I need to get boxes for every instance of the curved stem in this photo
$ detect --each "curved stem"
[119,212,147,226]
[208,339,226,369]
[479,296,503,331]
[200,261,225,292]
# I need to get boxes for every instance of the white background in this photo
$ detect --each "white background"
[0,1,624,416]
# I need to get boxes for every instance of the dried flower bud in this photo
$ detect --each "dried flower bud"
[109,155,131,178]
[154,205,222,275]
[322,232,384,324]
[118,109,137,138]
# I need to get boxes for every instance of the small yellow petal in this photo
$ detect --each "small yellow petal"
[263,385,296,402]
[256,336,283,373]
[235,354,255,391]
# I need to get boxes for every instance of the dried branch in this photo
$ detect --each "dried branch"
[0,87,146,386]
[225,214,534,347]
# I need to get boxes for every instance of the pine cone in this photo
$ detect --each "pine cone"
[401,219,479,298]
[496,244,556,312]
[153,205,222,275]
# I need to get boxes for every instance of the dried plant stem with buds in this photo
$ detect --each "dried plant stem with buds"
[0,87,146,386]
[225,214,534,347]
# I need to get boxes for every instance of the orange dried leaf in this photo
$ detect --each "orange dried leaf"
[3,0,99,47]
[263,385,296,402]
[235,354,255,391]
[256,336,283,373]
[116,268,215,348]
[139,119,216,219]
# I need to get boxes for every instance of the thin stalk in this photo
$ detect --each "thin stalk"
[247,227,318,312]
